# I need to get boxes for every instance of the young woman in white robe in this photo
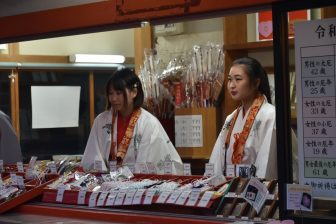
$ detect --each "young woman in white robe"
[209,57,278,179]
[81,68,183,174]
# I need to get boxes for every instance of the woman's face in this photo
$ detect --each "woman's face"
[108,87,136,112]
[227,65,258,102]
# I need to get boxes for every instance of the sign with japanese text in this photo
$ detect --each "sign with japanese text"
[295,17,336,197]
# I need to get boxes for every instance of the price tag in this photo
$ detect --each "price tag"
[176,190,191,205]
[156,191,171,204]
[183,163,191,176]
[0,160,4,173]
[114,189,127,206]
[225,192,237,198]
[186,189,201,206]
[254,217,262,222]
[17,162,24,172]
[241,216,249,220]
[164,161,172,175]
[97,191,109,206]
[10,173,18,186]
[49,162,57,174]
[123,189,137,205]
[105,190,119,206]
[143,189,156,205]
[77,189,87,205]
[166,190,182,204]
[26,168,34,180]
[56,185,66,203]
[197,191,214,207]
[267,194,275,200]
[136,162,148,174]
[132,189,145,205]
[88,191,99,207]
[17,175,24,187]
[226,164,235,177]
[28,156,37,169]
[146,162,157,174]
[94,160,103,172]
[109,161,117,172]
[204,163,214,177]
[228,215,236,219]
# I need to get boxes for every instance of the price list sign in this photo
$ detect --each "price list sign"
[175,115,203,147]
[295,17,336,197]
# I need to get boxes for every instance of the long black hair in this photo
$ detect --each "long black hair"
[105,68,144,110]
[232,57,272,103]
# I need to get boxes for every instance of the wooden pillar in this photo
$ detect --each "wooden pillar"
[9,69,20,138]
[8,43,20,137]
[89,71,95,127]
[134,24,152,75]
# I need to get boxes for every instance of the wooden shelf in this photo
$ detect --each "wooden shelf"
[224,38,294,51]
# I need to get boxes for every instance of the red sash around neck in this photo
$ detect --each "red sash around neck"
[224,95,264,164]
[110,108,141,165]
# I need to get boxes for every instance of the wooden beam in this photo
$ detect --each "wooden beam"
[0,55,134,65]
[0,55,68,63]
[0,0,277,43]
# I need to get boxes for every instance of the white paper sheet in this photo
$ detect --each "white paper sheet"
[31,86,81,129]
[295,17,336,198]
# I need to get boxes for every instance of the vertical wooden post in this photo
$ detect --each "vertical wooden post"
[10,69,20,138]
[89,71,95,127]
[8,43,20,137]
[134,24,152,75]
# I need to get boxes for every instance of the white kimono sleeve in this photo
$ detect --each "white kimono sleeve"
[254,109,277,179]
[209,112,235,176]
[135,115,183,175]
[81,117,108,171]
[209,128,226,176]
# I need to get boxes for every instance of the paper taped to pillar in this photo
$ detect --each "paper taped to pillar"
[31,86,81,129]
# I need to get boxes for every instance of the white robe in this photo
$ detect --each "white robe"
[209,99,277,179]
[81,108,183,174]
[0,111,22,164]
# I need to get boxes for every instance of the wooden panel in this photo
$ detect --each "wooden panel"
[0,0,278,43]
[134,25,152,74]
[224,14,247,45]
[175,107,221,159]
[16,204,227,224]
[321,6,336,18]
